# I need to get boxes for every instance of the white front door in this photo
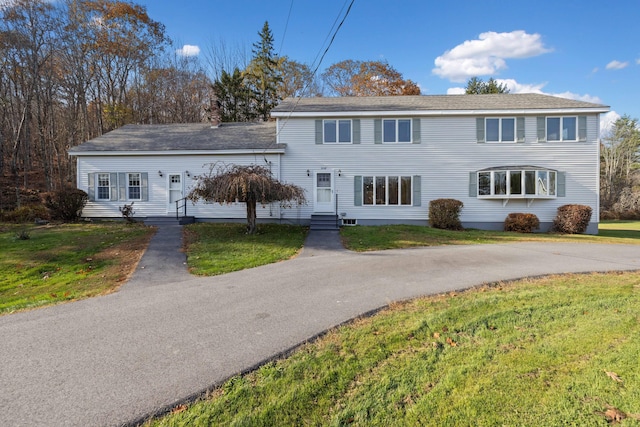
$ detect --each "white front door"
[313,170,334,213]
[168,174,183,212]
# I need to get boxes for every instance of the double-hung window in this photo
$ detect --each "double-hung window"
[323,119,352,143]
[96,173,111,200]
[547,117,577,141]
[383,119,411,143]
[88,172,148,202]
[127,173,142,200]
[486,118,515,142]
[363,175,413,205]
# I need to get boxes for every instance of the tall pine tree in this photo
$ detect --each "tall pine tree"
[245,21,282,121]
[212,67,254,122]
[465,77,509,94]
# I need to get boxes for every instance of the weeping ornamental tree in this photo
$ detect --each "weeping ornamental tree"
[187,163,306,234]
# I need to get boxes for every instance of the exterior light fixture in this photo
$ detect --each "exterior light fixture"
[185,171,191,177]
[158,170,163,177]
[306,169,310,176]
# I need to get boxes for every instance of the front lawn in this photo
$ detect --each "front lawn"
[340,220,640,251]
[183,223,307,276]
[147,271,640,426]
[0,222,154,314]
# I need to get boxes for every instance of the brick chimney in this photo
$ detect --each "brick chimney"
[208,91,221,128]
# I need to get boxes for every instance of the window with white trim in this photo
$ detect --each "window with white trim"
[547,117,577,141]
[383,119,411,143]
[96,173,110,200]
[323,119,351,143]
[363,175,413,205]
[127,173,142,200]
[478,168,557,198]
[486,118,515,142]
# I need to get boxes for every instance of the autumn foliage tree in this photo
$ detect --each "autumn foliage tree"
[322,60,421,96]
[187,163,306,234]
[0,0,213,208]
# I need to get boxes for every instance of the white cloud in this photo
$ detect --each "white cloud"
[446,77,602,104]
[176,44,201,57]
[433,31,551,82]
[494,78,546,94]
[636,59,640,65]
[600,111,621,137]
[606,60,628,70]
[446,87,466,95]
[551,91,602,104]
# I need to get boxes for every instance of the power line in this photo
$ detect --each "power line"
[278,0,294,56]
[275,0,355,137]
[309,0,353,76]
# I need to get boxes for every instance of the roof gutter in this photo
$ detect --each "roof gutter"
[271,107,610,118]
[68,148,286,157]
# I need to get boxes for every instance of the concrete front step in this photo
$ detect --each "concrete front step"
[143,216,195,226]
[310,214,339,230]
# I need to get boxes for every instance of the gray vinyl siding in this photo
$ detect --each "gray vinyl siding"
[276,115,600,225]
[77,153,283,219]
[277,118,430,223]
[76,111,601,228]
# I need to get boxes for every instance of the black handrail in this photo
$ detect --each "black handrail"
[175,197,187,220]
[335,193,339,228]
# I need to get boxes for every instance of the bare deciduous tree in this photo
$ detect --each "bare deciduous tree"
[600,115,640,212]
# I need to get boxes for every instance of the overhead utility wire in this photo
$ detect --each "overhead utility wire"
[278,0,294,56]
[275,0,355,137]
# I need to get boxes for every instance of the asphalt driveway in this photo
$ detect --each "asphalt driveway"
[1,229,639,426]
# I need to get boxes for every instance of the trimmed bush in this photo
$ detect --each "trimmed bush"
[119,202,136,223]
[552,204,592,234]
[45,188,88,221]
[429,198,464,230]
[1,204,49,223]
[504,213,540,233]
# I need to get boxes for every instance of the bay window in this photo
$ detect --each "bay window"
[475,167,559,198]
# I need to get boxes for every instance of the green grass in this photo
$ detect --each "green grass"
[341,220,640,251]
[147,272,640,426]
[183,223,307,276]
[0,222,154,314]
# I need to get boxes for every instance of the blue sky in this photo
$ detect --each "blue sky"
[137,0,639,130]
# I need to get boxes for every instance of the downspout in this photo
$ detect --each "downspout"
[277,119,283,221]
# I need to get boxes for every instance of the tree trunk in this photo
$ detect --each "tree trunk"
[246,199,257,234]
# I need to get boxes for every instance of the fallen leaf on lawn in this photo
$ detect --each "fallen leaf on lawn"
[171,404,187,414]
[433,332,440,339]
[596,405,626,423]
[446,337,457,347]
[605,371,623,383]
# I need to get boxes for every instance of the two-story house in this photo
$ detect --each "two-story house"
[69,94,609,233]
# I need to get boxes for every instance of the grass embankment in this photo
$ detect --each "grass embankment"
[148,272,640,426]
[341,220,640,251]
[183,223,307,276]
[0,222,154,314]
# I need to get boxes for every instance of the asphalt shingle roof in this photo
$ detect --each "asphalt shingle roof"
[68,122,279,153]
[271,93,609,114]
